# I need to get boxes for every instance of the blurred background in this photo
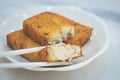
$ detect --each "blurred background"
[0,0,120,22]
[0,0,120,80]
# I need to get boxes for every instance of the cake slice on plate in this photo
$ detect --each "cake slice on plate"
[23,12,75,45]
[7,30,82,62]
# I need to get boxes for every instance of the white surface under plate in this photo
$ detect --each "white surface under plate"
[0,6,109,71]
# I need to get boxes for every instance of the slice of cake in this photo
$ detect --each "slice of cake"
[23,12,75,45]
[7,30,82,62]
[7,30,41,62]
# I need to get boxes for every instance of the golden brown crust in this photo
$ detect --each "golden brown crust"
[7,23,92,62]
[37,46,52,62]
[7,12,92,62]
[7,30,83,62]
[64,23,93,47]
[6,30,73,62]
[23,12,75,45]
[7,30,41,62]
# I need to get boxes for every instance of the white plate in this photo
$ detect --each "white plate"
[0,5,109,71]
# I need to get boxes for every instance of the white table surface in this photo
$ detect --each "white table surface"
[0,0,120,80]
